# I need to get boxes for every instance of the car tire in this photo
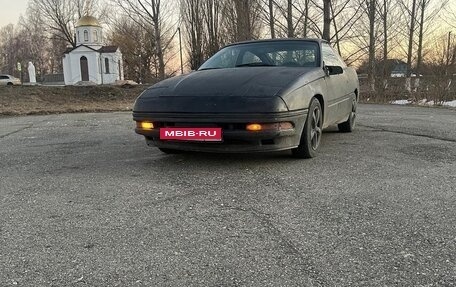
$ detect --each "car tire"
[292,98,323,159]
[338,100,357,133]
[7,82,13,86]
[159,148,183,154]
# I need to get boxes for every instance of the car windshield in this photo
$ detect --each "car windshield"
[199,41,320,70]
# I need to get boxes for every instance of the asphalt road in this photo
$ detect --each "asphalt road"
[1,104,455,286]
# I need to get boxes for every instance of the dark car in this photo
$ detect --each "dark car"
[133,39,359,158]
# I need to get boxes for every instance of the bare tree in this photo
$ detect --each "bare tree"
[379,0,391,80]
[268,0,276,38]
[109,16,157,82]
[111,0,175,80]
[203,0,223,56]
[416,0,448,76]
[404,0,417,91]
[301,0,311,37]
[323,0,331,41]
[219,0,262,42]
[28,0,77,47]
[234,0,252,41]
[310,0,363,52]
[28,0,108,48]
[367,0,377,92]
[0,25,20,76]
[271,0,313,38]
[181,0,204,70]
[286,0,294,37]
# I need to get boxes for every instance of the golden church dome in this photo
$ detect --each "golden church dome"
[76,16,101,27]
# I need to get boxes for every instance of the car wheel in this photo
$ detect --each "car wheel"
[7,82,13,86]
[338,100,357,133]
[292,98,323,159]
[159,148,183,154]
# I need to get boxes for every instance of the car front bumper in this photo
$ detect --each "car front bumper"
[133,110,307,153]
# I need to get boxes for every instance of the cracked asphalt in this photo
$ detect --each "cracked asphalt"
[0,104,455,286]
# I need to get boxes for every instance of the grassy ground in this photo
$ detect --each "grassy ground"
[0,85,148,116]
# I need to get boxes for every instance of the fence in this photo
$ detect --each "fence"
[358,75,456,103]
[41,74,65,85]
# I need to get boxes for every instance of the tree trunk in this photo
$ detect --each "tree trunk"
[382,3,388,65]
[330,1,341,54]
[323,0,331,41]
[303,0,309,37]
[382,0,388,89]
[416,0,427,78]
[234,0,251,41]
[152,0,165,80]
[406,0,417,92]
[287,0,293,38]
[368,0,376,92]
[269,0,275,38]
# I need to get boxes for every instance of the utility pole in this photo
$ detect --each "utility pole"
[178,27,183,75]
[446,31,452,73]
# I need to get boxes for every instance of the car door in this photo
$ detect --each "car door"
[321,43,351,124]
[0,75,8,85]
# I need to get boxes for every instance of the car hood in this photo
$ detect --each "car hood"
[134,67,320,113]
[148,67,319,97]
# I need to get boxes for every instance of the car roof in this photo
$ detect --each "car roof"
[225,38,327,48]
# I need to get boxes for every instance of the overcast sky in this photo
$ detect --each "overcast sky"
[1,0,455,30]
[0,0,29,27]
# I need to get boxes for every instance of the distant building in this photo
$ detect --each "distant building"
[387,59,408,77]
[63,16,123,85]
[357,59,417,78]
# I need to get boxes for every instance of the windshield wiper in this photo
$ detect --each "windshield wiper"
[198,67,224,71]
[235,62,276,67]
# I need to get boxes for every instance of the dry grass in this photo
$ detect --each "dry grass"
[1,78,454,117]
[0,85,148,116]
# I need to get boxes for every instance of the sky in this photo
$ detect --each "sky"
[1,0,455,29]
[0,0,29,27]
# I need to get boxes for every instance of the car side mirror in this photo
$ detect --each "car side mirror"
[326,65,344,75]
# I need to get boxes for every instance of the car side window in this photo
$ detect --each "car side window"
[321,43,345,67]
[265,48,318,67]
[206,48,240,69]
[0,75,9,80]
[240,51,262,65]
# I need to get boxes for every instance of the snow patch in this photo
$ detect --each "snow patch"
[390,98,456,107]
[418,99,435,106]
[442,100,456,107]
[391,100,412,105]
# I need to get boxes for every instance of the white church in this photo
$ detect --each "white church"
[63,16,123,85]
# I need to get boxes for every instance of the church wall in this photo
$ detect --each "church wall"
[76,26,103,47]
[63,49,124,85]
[64,51,101,85]
[100,52,123,84]
[63,55,72,85]
[63,16,124,86]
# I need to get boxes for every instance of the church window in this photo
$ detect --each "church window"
[84,30,89,42]
[94,30,98,42]
[118,60,122,79]
[77,31,80,42]
[105,58,110,74]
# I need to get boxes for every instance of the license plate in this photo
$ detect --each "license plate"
[160,127,222,142]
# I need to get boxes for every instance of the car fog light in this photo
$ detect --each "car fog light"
[246,123,263,131]
[246,122,293,131]
[277,122,293,130]
[137,121,154,130]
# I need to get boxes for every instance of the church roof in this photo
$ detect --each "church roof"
[63,45,119,54]
[76,16,101,27]
[98,46,119,53]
